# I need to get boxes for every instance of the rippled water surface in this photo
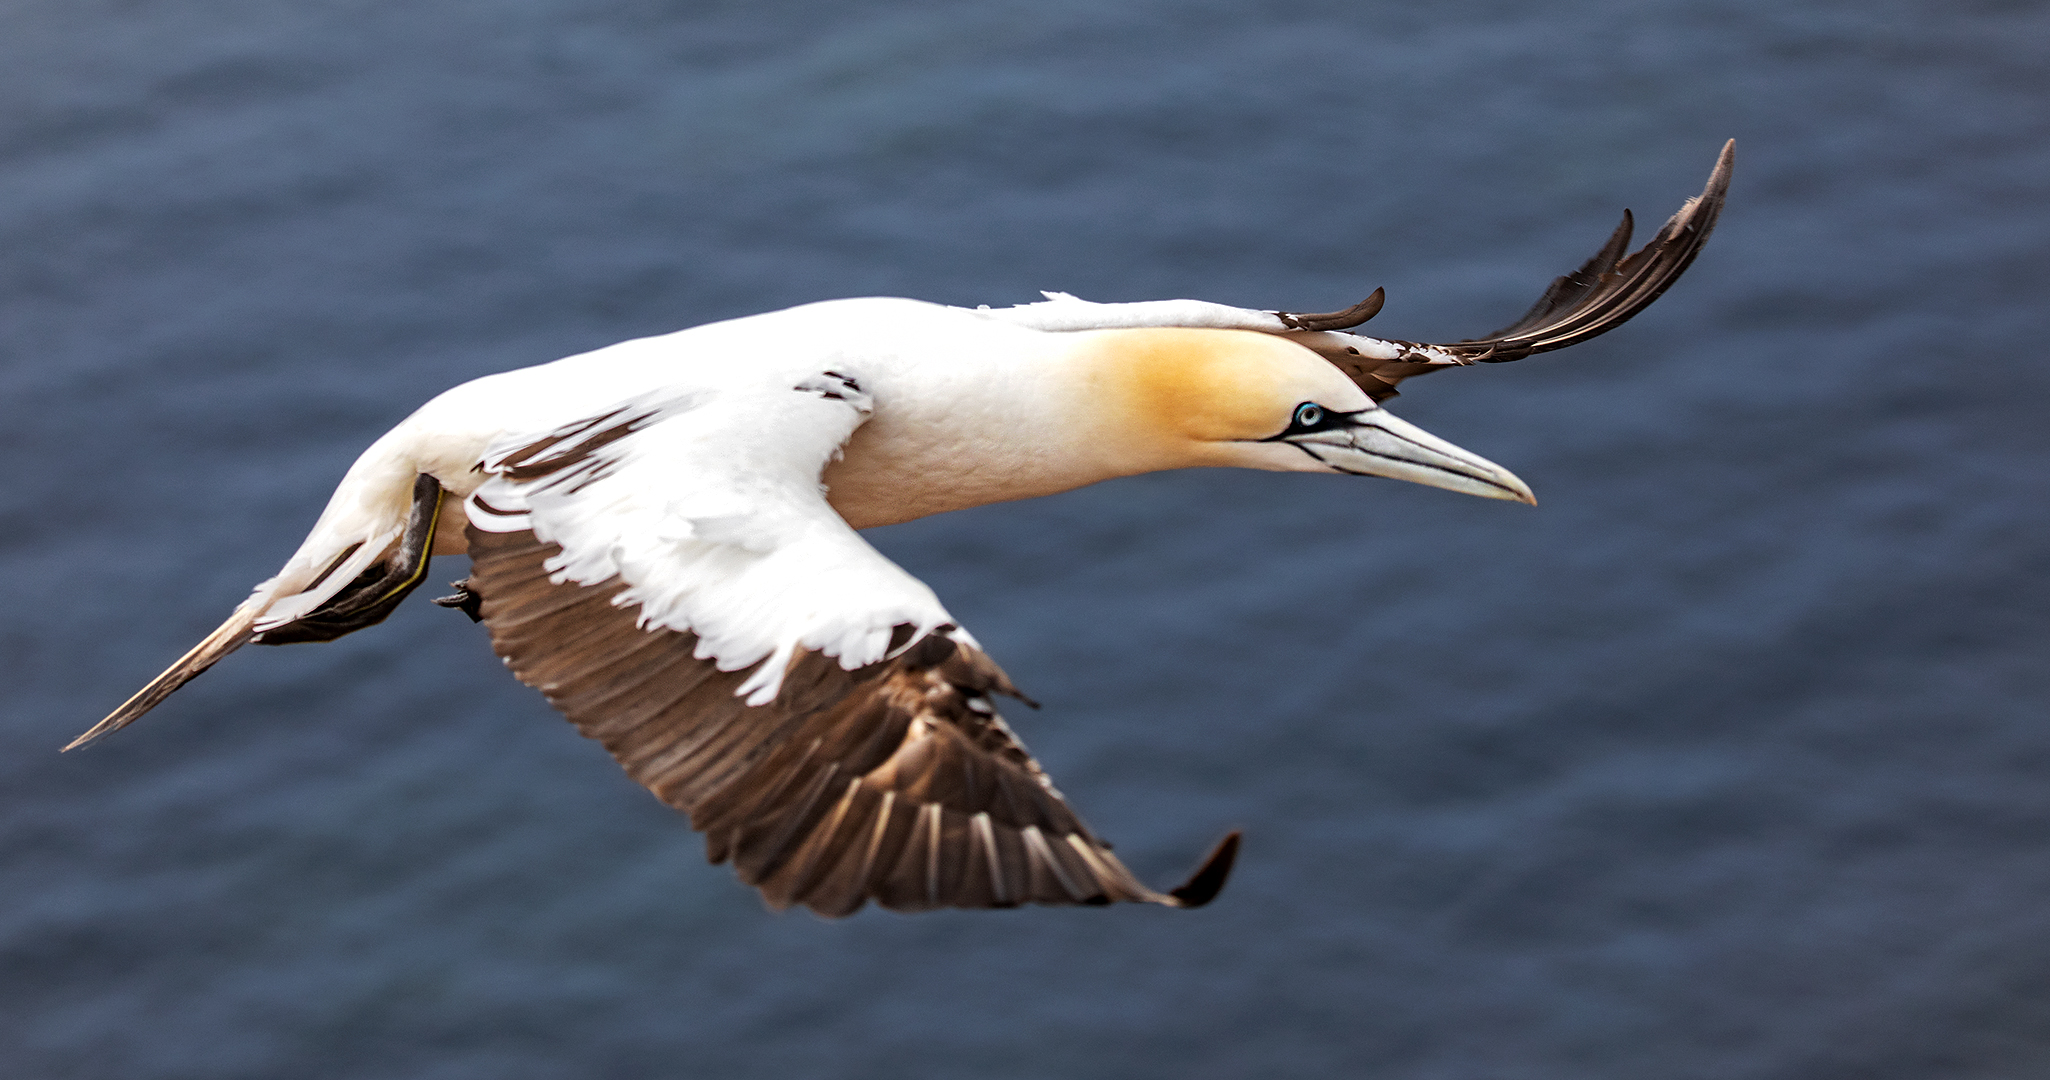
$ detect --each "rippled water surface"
[4,2,2048,1077]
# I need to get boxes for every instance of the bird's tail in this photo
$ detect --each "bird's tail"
[63,604,265,751]
[65,471,446,751]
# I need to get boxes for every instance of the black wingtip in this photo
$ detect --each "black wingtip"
[1167,830,1242,908]
[1438,139,1735,362]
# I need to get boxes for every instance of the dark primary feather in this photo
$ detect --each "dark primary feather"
[1451,139,1733,362]
[1301,140,1733,401]
[465,525,1238,917]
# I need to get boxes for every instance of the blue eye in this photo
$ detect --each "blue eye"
[1294,403,1324,428]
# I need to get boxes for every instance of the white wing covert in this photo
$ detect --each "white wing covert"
[466,373,958,705]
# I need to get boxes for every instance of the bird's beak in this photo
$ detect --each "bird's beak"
[1288,409,1536,504]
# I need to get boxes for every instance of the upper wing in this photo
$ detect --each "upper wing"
[979,140,1734,403]
[461,375,1237,916]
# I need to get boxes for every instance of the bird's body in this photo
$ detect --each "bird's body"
[75,144,1733,917]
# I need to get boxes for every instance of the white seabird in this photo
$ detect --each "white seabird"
[72,143,1732,916]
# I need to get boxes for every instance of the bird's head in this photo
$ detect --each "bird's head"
[1078,327,1534,504]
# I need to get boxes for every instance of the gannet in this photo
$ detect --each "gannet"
[71,142,1731,917]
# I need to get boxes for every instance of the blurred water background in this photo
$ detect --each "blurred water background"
[3,1,2047,1077]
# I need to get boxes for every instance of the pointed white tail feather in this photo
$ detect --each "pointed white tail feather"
[65,602,264,750]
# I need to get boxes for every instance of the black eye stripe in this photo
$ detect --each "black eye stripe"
[1260,401,1368,441]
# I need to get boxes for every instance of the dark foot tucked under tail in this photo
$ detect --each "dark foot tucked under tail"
[432,579,484,622]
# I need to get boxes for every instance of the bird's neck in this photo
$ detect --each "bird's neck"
[822,327,1238,529]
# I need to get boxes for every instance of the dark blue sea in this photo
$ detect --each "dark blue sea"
[4,2,2047,1077]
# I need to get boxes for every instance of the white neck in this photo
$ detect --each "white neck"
[822,329,1139,529]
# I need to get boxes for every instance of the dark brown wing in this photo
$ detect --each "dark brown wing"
[1449,139,1733,363]
[1289,141,1733,402]
[465,525,1239,918]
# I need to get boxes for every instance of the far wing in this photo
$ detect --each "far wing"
[462,382,1237,916]
[979,140,1734,403]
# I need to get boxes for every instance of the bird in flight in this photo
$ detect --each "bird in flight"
[73,142,1732,917]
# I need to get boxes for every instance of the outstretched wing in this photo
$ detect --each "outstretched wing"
[980,140,1734,402]
[1438,140,1735,362]
[462,378,1237,916]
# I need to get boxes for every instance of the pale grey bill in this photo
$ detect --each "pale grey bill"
[1296,410,1536,504]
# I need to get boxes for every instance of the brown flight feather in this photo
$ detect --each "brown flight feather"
[464,525,1239,917]
[1296,140,1734,402]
